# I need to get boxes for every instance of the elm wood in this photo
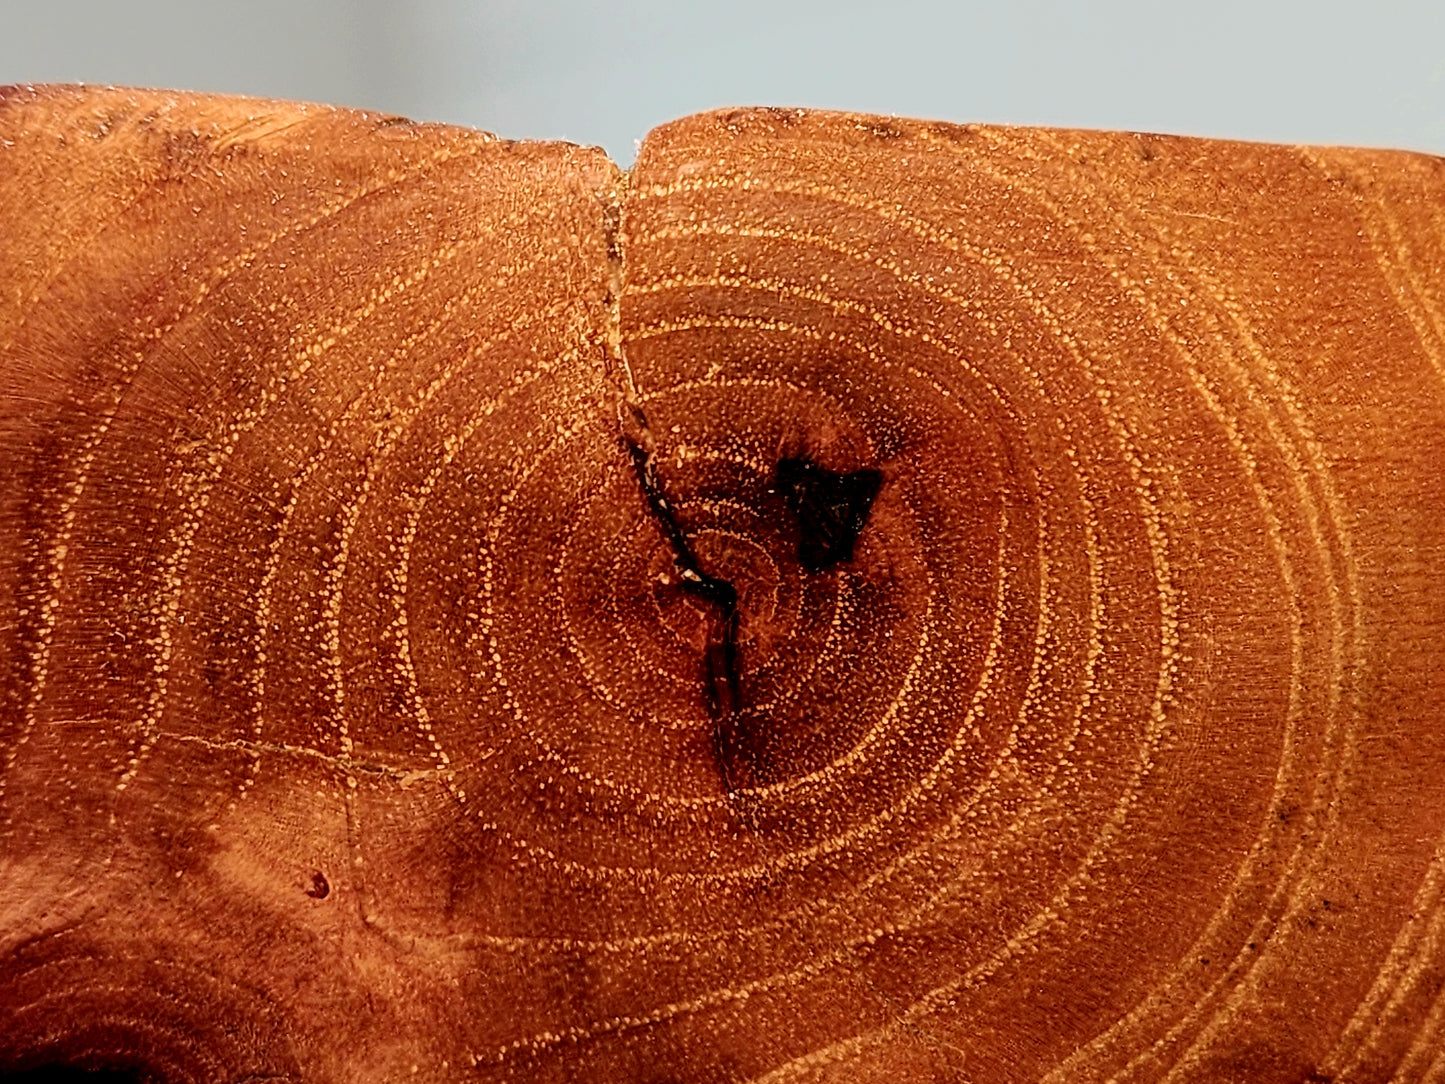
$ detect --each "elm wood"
[0,86,1443,1083]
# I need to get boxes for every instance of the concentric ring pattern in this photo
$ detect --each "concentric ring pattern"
[1,89,1444,1083]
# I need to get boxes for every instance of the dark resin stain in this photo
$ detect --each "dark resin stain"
[625,439,884,797]
[776,458,883,571]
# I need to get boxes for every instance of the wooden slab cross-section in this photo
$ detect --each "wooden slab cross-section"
[1,85,1443,1083]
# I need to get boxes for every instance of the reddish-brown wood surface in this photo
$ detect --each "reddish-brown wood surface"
[1,86,1443,1083]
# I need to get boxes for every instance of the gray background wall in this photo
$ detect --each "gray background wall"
[2,0,1442,164]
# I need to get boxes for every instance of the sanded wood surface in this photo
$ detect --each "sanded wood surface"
[0,85,1443,1083]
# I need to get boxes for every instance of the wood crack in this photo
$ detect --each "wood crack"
[624,435,749,795]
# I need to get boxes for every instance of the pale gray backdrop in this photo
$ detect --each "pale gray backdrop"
[2,0,1442,163]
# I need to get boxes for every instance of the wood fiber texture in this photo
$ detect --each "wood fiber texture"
[0,86,1443,1083]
